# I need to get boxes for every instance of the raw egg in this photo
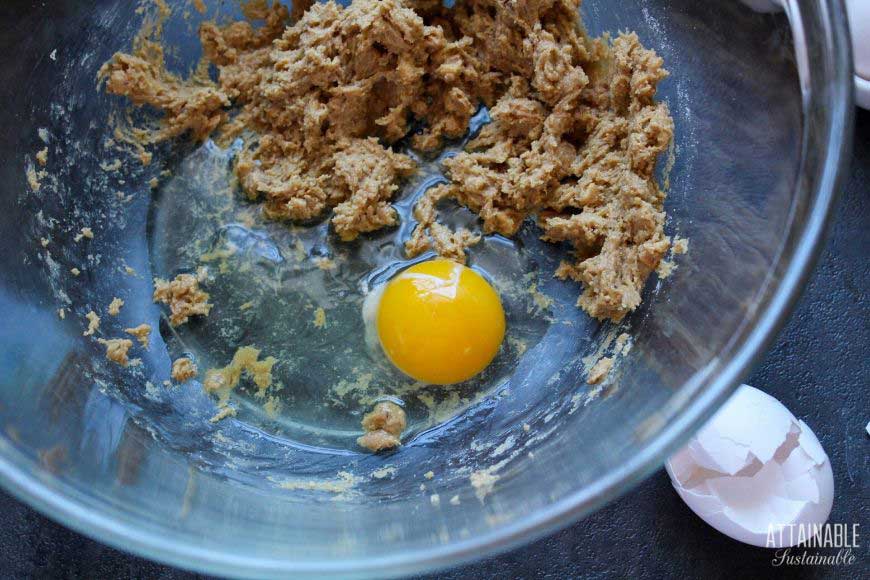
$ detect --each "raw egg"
[371,259,505,385]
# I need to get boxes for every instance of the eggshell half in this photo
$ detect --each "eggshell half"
[666,385,834,548]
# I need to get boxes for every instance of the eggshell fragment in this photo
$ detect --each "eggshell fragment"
[666,385,834,548]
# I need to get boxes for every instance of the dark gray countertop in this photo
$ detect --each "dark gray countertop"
[1,110,867,580]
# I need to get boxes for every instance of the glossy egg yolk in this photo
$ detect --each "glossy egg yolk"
[376,259,506,385]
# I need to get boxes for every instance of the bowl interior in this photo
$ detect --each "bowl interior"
[0,0,848,577]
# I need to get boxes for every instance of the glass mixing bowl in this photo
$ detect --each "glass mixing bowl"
[0,0,853,577]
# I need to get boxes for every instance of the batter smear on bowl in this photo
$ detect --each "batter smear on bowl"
[100,0,675,323]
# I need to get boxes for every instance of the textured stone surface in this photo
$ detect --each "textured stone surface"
[1,113,866,580]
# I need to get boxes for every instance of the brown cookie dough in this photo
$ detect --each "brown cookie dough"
[203,346,277,407]
[357,401,407,452]
[441,30,673,322]
[98,338,134,367]
[103,0,674,323]
[405,184,481,264]
[107,297,124,316]
[98,45,230,142]
[83,311,100,337]
[153,273,213,326]
[125,323,152,348]
[171,357,198,382]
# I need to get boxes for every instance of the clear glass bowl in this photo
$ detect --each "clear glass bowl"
[0,0,852,577]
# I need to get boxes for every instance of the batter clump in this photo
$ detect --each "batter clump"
[101,0,674,322]
[125,323,152,348]
[98,338,134,367]
[358,401,407,452]
[153,273,213,326]
[172,357,198,382]
[203,346,277,407]
[405,184,481,264]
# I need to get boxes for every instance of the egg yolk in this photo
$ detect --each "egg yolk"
[376,259,505,385]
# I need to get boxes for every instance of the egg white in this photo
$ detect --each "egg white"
[362,283,386,358]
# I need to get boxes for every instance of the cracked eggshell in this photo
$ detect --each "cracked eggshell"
[666,385,834,548]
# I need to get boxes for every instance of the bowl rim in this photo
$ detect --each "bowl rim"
[0,0,855,577]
